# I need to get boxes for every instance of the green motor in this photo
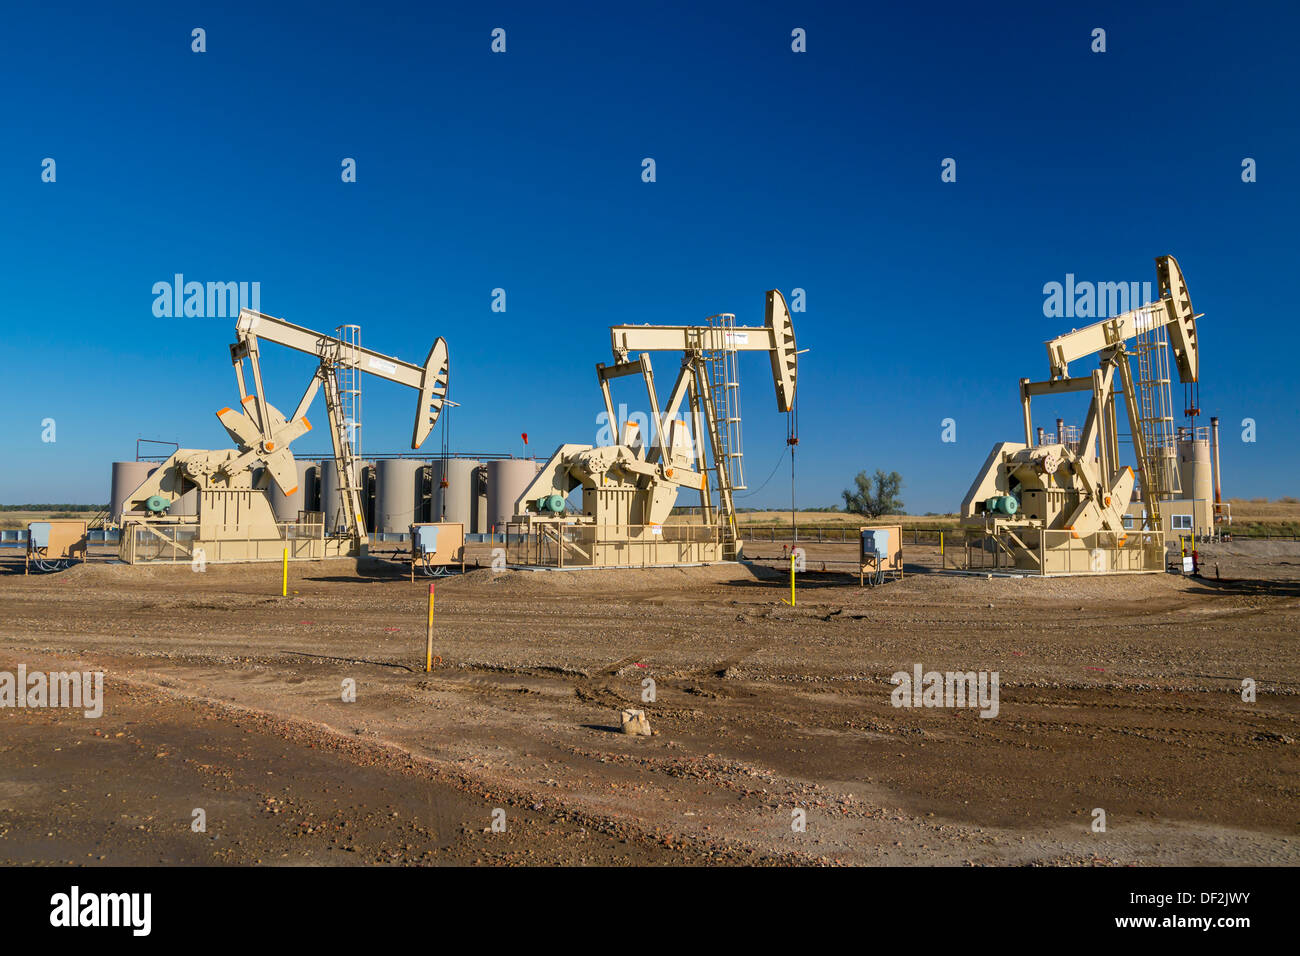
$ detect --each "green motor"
[535,494,566,515]
[985,494,1019,516]
[145,495,171,514]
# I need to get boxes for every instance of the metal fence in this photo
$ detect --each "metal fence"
[505,521,725,568]
[955,528,1166,575]
[738,524,1285,545]
[118,519,325,565]
[1,528,122,548]
[740,525,953,545]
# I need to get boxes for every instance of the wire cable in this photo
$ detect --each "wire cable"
[735,444,790,498]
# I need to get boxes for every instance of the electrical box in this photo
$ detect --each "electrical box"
[26,519,88,574]
[858,523,903,586]
[861,528,890,558]
[414,525,439,552]
[409,522,465,578]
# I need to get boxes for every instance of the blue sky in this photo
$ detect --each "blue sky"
[2,0,1297,511]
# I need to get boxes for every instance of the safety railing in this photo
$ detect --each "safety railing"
[738,525,957,545]
[504,521,726,568]
[955,526,1166,575]
[118,518,325,565]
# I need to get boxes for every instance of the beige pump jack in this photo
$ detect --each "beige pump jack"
[511,290,798,568]
[960,255,1200,575]
[118,310,449,564]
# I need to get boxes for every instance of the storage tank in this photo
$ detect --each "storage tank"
[1177,433,1214,526]
[433,458,481,527]
[270,460,316,522]
[486,459,541,532]
[375,459,424,533]
[110,461,156,522]
[319,459,369,533]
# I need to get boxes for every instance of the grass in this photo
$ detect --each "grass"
[1231,520,1300,537]
[0,510,105,531]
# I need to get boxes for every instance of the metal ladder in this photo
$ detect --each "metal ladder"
[704,312,746,490]
[321,362,368,554]
[695,359,739,559]
[1131,304,1181,501]
[336,324,363,460]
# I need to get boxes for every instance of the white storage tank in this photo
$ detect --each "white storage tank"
[375,459,424,533]
[1177,437,1213,504]
[486,459,541,532]
[1176,433,1214,527]
[110,461,157,522]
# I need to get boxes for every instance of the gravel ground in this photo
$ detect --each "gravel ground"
[0,539,1296,866]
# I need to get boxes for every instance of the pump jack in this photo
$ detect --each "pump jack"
[513,290,797,566]
[118,309,449,563]
[961,256,1201,574]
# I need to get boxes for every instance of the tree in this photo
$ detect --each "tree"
[842,470,904,517]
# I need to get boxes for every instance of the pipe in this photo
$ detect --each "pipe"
[1056,418,1064,445]
[1036,427,1046,447]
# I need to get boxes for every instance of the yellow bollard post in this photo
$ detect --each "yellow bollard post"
[790,553,796,607]
[282,548,288,597]
[425,582,435,672]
